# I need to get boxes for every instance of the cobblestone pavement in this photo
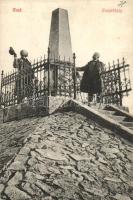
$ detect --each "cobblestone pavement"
[0,111,133,200]
[0,118,40,170]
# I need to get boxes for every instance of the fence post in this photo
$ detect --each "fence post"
[0,70,4,108]
[47,47,51,96]
[117,59,122,106]
[73,53,76,99]
[47,47,51,113]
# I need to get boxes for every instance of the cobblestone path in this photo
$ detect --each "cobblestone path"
[0,118,40,170]
[0,111,133,200]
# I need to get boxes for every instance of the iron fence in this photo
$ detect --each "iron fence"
[101,58,131,105]
[0,51,131,108]
[0,49,79,108]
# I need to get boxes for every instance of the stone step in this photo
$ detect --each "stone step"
[99,110,116,116]
[105,105,133,119]
[120,121,133,127]
[123,118,133,122]
[92,105,132,124]
[90,103,106,110]
[108,115,126,122]
[103,105,133,123]
[104,104,129,112]
[92,107,126,122]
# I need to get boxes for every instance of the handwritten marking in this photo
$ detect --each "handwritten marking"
[102,8,122,13]
[118,0,126,7]
[13,8,22,12]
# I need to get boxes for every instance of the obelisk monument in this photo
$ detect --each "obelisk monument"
[49,8,72,62]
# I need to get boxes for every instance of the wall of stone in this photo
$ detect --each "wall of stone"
[2,96,69,123]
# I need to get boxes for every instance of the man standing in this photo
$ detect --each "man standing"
[9,47,34,103]
[77,52,105,105]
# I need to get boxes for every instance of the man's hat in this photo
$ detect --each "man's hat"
[20,49,28,57]
[93,52,100,58]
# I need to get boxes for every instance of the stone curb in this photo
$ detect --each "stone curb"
[105,104,133,119]
[56,99,133,142]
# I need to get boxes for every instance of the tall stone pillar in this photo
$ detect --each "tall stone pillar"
[49,8,72,62]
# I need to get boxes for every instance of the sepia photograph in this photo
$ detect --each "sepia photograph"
[0,0,133,199]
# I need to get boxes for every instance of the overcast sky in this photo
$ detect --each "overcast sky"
[0,0,133,112]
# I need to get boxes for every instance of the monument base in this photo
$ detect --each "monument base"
[2,96,70,122]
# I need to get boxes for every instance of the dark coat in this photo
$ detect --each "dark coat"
[13,58,34,101]
[78,60,104,94]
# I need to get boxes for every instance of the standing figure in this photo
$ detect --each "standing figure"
[9,47,34,103]
[77,52,105,104]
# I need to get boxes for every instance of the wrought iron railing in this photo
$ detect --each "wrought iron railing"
[0,51,131,108]
[0,49,79,107]
[101,58,131,105]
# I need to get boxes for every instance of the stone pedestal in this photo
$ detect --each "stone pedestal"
[2,96,70,122]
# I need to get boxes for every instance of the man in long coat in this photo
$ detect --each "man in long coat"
[77,52,105,104]
[12,49,34,103]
